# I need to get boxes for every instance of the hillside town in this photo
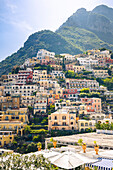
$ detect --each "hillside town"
[0,48,113,169]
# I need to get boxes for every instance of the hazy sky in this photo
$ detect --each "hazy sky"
[0,0,113,61]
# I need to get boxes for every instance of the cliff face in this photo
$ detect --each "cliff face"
[59,5,113,34]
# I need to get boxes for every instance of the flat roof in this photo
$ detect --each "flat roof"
[46,133,113,149]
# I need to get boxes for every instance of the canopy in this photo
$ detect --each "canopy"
[50,151,96,169]
[90,158,113,169]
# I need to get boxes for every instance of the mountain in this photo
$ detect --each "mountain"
[0,30,81,76]
[1,5,113,76]
[57,5,113,45]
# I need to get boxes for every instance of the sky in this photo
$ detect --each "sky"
[0,0,113,61]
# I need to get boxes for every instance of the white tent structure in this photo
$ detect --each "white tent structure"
[50,151,97,170]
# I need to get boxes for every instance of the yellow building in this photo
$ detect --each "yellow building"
[50,64,62,71]
[0,108,28,123]
[21,96,35,107]
[29,57,40,65]
[48,108,77,131]
[0,86,4,96]
[74,66,85,73]
[78,105,87,115]
[0,108,28,147]
[0,131,15,147]
[78,119,96,132]
[0,95,20,111]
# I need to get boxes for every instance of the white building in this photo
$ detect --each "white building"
[60,53,75,61]
[37,49,55,59]
[3,85,38,96]
[51,71,65,78]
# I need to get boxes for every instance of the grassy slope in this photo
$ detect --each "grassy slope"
[0,30,82,76]
[57,26,113,52]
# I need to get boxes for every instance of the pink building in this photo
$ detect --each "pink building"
[81,98,101,113]
[16,69,33,85]
[63,89,78,99]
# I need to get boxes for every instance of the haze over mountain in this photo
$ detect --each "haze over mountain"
[1,4,113,76]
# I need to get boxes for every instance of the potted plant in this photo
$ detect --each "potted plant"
[78,139,86,153]
[37,142,42,151]
[94,141,99,155]
[50,137,57,148]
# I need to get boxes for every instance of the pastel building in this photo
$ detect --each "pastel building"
[63,89,78,100]
[34,97,47,115]
[0,95,20,111]
[81,98,101,113]
[48,108,77,131]
[21,96,35,107]
[3,84,38,96]
[93,70,108,78]
[0,108,28,147]
[66,79,99,90]
[50,64,62,71]
[0,131,16,147]
[51,71,65,79]
[78,119,96,132]
[16,68,33,85]
[37,49,55,59]
[65,65,85,73]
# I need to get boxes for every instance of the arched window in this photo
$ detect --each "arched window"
[85,123,88,126]
[81,123,84,126]
[62,116,66,120]
[54,116,57,120]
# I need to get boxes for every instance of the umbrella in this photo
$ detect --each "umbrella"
[50,151,97,169]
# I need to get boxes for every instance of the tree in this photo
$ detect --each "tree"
[65,70,76,78]
[111,53,113,59]
[62,56,65,71]
[26,142,37,153]
[99,47,107,51]
[80,88,90,93]
[0,153,58,169]
[24,125,31,134]
[78,139,83,146]
[33,135,40,142]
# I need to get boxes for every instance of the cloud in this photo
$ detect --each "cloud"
[11,20,33,31]
[6,0,17,14]
[0,15,33,32]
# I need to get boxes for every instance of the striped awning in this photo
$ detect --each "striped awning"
[87,158,113,169]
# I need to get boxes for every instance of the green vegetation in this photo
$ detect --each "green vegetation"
[34,64,54,73]
[0,30,82,76]
[47,104,55,114]
[0,153,58,169]
[96,122,113,130]
[79,92,100,98]
[57,26,113,53]
[80,88,90,93]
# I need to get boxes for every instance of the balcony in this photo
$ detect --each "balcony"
[52,124,68,126]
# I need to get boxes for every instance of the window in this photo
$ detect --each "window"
[62,122,66,126]
[89,123,92,126]
[54,116,57,120]
[62,116,66,120]
[85,123,88,126]
[71,122,73,125]
[81,123,84,126]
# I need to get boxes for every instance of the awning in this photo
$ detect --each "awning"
[88,158,113,169]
